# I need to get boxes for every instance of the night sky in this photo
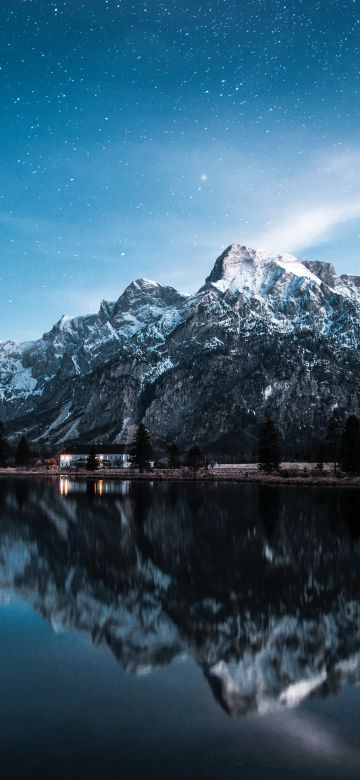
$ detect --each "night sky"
[1,0,360,340]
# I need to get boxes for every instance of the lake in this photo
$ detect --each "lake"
[1,477,360,779]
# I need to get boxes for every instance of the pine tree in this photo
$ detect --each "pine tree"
[0,421,10,467]
[324,410,343,473]
[167,442,180,469]
[132,424,153,472]
[258,418,281,474]
[15,436,31,467]
[87,445,98,471]
[187,445,203,471]
[340,415,360,474]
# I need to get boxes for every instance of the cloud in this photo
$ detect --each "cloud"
[251,200,360,254]
[238,146,360,257]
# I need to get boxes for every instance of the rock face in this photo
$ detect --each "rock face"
[1,244,360,453]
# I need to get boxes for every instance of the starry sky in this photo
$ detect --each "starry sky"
[1,0,360,341]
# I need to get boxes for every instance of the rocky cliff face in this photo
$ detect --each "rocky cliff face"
[1,244,360,452]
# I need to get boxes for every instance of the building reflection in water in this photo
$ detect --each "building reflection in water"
[59,476,130,496]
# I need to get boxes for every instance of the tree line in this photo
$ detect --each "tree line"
[2,411,360,475]
[0,423,32,467]
[99,415,360,475]
[319,411,360,474]
[257,412,360,475]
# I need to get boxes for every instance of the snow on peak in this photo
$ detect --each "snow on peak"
[132,278,159,290]
[140,278,158,287]
[58,314,75,331]
[206,244,321,295]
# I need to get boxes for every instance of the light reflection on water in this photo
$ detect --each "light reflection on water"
[1,478,360,779]
[59,475,131,496]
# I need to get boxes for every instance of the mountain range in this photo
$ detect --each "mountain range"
[1,244,360,453]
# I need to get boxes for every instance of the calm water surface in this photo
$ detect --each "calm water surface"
[1,477,360,779]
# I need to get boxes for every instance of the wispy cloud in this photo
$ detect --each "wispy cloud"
[252,201,360,255]
[241,146,360,258]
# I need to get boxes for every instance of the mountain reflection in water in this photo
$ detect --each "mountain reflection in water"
[1,477,360,718]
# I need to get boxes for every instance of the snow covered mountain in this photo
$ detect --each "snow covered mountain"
[1,244,360,451]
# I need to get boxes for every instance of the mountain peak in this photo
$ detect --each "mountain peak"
[48,313,77,335]
[205,244,263,284]
[58,314,75,330]
[131,278,159,289]
[205,244,321,293]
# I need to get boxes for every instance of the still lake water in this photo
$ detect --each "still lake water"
[1,477,360,779]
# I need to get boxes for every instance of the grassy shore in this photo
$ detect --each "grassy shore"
[1,466,360,487]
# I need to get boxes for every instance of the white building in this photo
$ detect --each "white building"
[59,450,132,469]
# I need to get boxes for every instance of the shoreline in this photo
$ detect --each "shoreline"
[1,467,360,487]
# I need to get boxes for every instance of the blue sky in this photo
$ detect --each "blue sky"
[1,0,360,340]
